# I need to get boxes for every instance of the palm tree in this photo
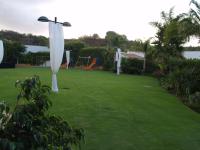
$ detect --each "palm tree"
[150,8,189,73]
[190,0,200,24]
[188,0,200,37]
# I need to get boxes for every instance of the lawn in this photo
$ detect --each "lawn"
[1,68,200,150]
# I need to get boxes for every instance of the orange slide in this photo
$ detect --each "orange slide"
[83,58,96,70]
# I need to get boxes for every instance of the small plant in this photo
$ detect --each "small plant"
[187,92,200,112]
[0,75,84,150]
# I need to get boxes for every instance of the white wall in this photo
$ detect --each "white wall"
[183,51,200,59]
[25,45,49,53]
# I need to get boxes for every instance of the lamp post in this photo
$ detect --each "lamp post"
[38,16,71,92]
[38,16,71,27]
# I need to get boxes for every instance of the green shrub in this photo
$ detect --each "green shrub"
[0,76,84,150]
[161,59,200,111]
[102,49,115,71]
[161,68,196,96]
[162,59,200,96]
[188,92,200,112]
[3,40,25,64]
[121,58,158,75]
[168,58,200,72]
[121,59,143,74]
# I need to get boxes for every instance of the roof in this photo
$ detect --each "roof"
[25,45,49,53]
[124,51,144,60]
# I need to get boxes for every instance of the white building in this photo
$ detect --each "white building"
[25,45,49,53]
[127,51,200,59]
[182,51,200,59]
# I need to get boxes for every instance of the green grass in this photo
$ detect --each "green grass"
[1,68,200,150]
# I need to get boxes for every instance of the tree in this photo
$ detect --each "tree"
[0,30,48,46]
[190,0,200,24]
[150,8,189,72]
[127,40,144,51]
[92,34,100,39]
[187,0,200,37]
[105,31,128,49]
[176,0,200,42]
[3,40,25,64]
[78,34,106,47]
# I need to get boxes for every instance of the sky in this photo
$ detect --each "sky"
[0,0,199,46]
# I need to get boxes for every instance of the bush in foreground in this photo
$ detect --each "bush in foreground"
[160,59,200,112]
[0,76,84,150]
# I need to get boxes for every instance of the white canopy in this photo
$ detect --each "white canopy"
[0,40,4,64]
[49,22,64,92]
[66,50,70,69]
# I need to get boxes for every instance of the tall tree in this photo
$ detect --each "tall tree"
[78,34,106,47]
[127,40,144,51]
[105,31,128,49]
[150,8,189,72]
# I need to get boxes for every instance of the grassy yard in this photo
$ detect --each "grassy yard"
[0,68,200,150]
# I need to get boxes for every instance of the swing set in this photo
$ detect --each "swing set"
[75,56,96,70]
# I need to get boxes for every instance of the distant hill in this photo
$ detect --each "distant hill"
[183,46,200,51]
[0,30,107,47]
[2,29,198,50]
[78,36,107,47]
[0,30,48,46]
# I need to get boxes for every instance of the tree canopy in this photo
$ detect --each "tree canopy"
[150,8,190,72]
[0,30,48,46]
[3,40,25,64]
[105,31,128,49]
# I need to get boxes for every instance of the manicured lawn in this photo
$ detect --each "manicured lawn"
[1,68,200,150]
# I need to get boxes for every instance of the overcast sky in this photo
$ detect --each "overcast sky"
[0,0,198,45]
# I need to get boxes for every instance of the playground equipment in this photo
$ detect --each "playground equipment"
[75,56,97,70]
[75,56,91,68]
[83,58,96,70]
[0,40,4,64]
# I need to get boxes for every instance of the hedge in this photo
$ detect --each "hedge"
[121,58,158,74]
[161,58,200,112]
[168,58,200,72]
[19,52,50,65]
[0,62,15,68]
[102,49,115,71]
